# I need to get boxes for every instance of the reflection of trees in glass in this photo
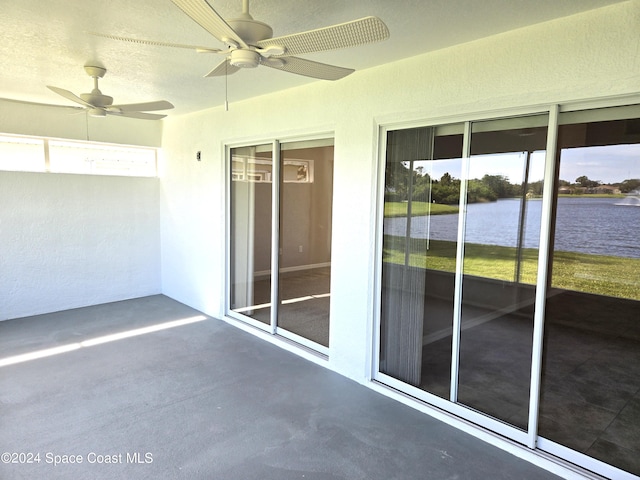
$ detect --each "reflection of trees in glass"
[480,174,516,198]
[430,173,459,204]
[386,167,531,205]
[381,162,640,206]
[467,179,497,202]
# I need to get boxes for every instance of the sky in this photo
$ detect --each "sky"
[558,144,640,184]
[411,144,640,185]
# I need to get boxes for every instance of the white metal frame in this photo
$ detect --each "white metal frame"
[526,104,559,448]
[270,140,281,335]
[224,133,334,357]
[449,120,471,403]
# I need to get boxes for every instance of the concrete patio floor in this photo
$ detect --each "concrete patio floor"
[0,295,563,480]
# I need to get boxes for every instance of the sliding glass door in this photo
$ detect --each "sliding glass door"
[277,140,333,347]
[537,106,640,476]
[380,114,548,436]
[228,137,334,352]
[229,143,273,325]
[378,103,640,478]
[456,115,548,430]
[380,124,464,395]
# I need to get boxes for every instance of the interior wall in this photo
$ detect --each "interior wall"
[281,146,334,270]
[0,171,161,320]
[160,1,639,382]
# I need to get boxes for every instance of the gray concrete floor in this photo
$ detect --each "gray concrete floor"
[0,295,562,480]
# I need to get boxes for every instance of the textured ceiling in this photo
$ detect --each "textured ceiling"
[0,0,627,117]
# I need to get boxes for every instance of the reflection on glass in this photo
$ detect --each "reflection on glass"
[380,125,464,397]
[456,115,548,429]
[540,110,640,476]
[229,144,273,324]
[378,107,640,476]
[277,140,334,347]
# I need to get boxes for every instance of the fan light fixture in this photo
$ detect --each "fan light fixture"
[230,49,260,68]
[88,108,107,117]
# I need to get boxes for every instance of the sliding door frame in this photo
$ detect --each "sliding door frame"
[225,133,333,356]
[225,139,276,334]
[373,104,557,448]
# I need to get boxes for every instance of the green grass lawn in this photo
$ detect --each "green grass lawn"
[383,235,640,301]
[384,201,458,217]
[558,194,626,198]
[385,196,627,219]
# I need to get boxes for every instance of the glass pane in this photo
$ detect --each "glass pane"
[0,135,44,172]
[49,140,156,177]
[540,108,640,476]
[380,125,464,396]
[277,139,333,347]
[457,115,548,429]
[229,144,273,324]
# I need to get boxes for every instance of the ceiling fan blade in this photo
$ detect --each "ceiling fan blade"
[204,58,240,78]
[170,0,248,48]
[0,96,83,111]
[109,100,174,112]
[262,56,354,81]
[108,110,168,120]
[46,86,93,107]
[256,16,389,56]
[87,32,222,53]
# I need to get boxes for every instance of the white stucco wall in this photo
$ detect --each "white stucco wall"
[0,171,161,320]
[0,71,164,320]
[160,1,639,382]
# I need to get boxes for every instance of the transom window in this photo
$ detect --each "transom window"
[0,133,157,177]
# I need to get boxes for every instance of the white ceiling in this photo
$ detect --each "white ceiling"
[0,0,627,117]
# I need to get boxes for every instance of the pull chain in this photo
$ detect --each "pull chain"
[225,59,229,111]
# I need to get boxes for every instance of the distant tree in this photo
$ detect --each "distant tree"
[468,179,498,202]
[528,180,544,196]
[385,162,410,200]
[619,178,640,193]
[431,174,460,204]
[412,173,434,202]
[481,174,517,198]
[440,172,453,185]
[575,175,600,188]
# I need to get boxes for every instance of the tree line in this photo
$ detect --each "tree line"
[386,164,640,205]
[561,176,640,193]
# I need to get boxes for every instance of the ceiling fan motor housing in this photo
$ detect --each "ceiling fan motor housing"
[87,107,107,117]
[227,14,273,69]
[80,91,113,107]
[228,16,273,44]
[230,49,261,68]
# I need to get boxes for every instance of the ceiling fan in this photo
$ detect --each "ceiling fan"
[93,0,390,81]
[47,65,174,120]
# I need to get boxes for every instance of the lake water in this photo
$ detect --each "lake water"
[384,197,640,259]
